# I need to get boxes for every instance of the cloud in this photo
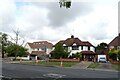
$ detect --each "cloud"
[0,0,119,46]
[47,2,94,27]
[0,0,16,32]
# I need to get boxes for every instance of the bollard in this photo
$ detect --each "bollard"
[60,61,63,68]
[36,59,38,64]
[20,59,22,63]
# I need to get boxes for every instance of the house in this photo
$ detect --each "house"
[25,41,53,60]
[109,33,120,50]
[108,33,120,61]
[54,35,96,61]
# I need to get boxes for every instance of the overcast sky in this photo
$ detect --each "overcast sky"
[0,0,119,46]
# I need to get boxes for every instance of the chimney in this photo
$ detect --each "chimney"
[71,35,74,38]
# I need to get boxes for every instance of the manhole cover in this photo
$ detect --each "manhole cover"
[43,73,66,78]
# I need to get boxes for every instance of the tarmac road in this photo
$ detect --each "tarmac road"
[2,62,119,79]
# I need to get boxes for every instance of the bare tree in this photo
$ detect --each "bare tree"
[10,29,25,60]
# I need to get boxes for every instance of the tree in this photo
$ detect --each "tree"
[96,42,108,54]
[50,43,70,59]
[59,0,71,9]
[6,44,27,57]
[75,52,82,59]
[118,50,120,60]
[1,33,9,58]
[109,48,118,61]
[96,42,108,50]
[10,29,25,60]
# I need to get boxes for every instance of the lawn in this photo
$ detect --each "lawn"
[112,64,120,71]
[87,62,99,68]
[19,61,79,67]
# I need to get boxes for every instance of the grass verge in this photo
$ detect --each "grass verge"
[112,64,120,71]
[87,62,99,68]
[17,61,79,67]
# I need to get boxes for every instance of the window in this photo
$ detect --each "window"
[41,48,45,51]
[64,46,68,50]
[72,46,79,50]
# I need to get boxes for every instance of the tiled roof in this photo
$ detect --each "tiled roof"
[81,51,96,54]
[109,35,120,46]
[55,35,94,47]
[64,38,84,46]
[82,41,94,47]
[31,51,46,55]
[27,41,53,49]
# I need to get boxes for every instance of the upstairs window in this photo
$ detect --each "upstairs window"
[72,46,79,50]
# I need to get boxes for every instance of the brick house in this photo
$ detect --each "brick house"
[109,33,120,50]
[108,33,120,61]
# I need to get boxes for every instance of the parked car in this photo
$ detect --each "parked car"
[99,57,106,63]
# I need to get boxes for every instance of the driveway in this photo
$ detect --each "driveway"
[71,61,118,72]
[96,63,116,71]
[71,61,93,69]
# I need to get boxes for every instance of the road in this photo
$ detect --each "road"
[2,62,120,79]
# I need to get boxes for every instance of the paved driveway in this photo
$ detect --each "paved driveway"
[72,61,118,72]
[71,61,93,69]
[96,63,115,71]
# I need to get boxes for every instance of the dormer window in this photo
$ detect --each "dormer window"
[63,44,66,46]
[73,43,77,46]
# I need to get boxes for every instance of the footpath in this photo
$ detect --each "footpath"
[71,61,92,69]
[72,61,119,72]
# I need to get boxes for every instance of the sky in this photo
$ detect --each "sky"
[0,0,119,46]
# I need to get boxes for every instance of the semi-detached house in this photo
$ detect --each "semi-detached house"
[25,41,53,60]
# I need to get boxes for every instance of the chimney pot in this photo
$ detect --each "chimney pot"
[71,35,74,38]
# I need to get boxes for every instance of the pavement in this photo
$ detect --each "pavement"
[71,61,119,72]
[71,61,93,69]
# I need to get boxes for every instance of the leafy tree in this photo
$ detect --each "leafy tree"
[6,44,27,57]
[69,52,82,60]
[50,43,70,59]
[118,50,120,60]
[75,52,82,59]
[59,0,71,9]
[1,33,9,58]
[96,42,108,50]
[96,42,108,54]
[109,48,118,61]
